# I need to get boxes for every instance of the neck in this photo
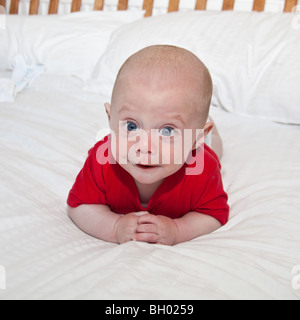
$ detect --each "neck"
[135,179,164,208]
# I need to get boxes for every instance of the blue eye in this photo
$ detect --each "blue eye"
[126,121,139,132]
[159,127,174,137]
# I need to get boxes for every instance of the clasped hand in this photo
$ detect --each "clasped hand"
[115,211,178,246]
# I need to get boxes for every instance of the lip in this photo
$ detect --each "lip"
[135,164,160,170]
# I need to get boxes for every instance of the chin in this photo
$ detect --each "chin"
[134,167,165,185]
[126,163,183,185]
[134,174,162,185]
[121,163,164,185]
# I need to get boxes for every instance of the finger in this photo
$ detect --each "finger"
[136,223,158,234]
[137,214,158,225]
[133,232,158,244]
[134,211,149,217]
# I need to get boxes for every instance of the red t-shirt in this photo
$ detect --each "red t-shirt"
[67,135,229,225]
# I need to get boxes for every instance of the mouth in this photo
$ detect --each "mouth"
[135,164,160,170]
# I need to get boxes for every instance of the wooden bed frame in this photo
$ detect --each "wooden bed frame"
[5,0,298,16]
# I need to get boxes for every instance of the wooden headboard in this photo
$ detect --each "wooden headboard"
[6,0,298,16]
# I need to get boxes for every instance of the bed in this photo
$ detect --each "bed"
[0,0,300,300]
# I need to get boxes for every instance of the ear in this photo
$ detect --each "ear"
[193,121,214,150]
[104,103,111,121]
[203,121,214,137]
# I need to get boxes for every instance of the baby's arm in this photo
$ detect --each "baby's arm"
[174,212,221,244]
[67,205,145,244]
[135,212,221,245]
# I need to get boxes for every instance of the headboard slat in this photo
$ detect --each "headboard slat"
[9,0,19,14]
[94,0,104,11]
[284,0,297,12]
[253,0,266,11]
[195,0,208,10]
[143,0,154,17]
[118,0,129,11]
[222,0,235,10]
[48,0,59,14]
[168,0,180,13]
[71,0,81,12]
[29,0,39,14]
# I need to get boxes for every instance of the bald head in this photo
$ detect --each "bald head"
[112,45,213,125]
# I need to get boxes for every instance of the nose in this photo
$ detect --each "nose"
[134,130,158,164]
[137,130,151,154]
[136,129,153,156]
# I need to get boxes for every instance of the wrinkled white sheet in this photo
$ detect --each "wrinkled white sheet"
[0,74,299,300]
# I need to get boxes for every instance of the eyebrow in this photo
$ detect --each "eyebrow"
[118,105,134,115]
[118,105,186,126]
[172,114,186,126]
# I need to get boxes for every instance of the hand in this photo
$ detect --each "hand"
[133,214,179,246]
[114,211,148,244]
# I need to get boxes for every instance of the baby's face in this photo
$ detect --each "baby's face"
[106,73,206,186]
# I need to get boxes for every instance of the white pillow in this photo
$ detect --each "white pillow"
[0,11,145,80]
[85,11,300,124]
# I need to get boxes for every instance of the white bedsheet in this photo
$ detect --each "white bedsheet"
[0,74,299,300]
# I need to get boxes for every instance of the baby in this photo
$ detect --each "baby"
[67,45,229,246]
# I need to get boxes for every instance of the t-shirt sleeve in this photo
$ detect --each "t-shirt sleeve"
[191,149,230,225]
[67,143,106,208]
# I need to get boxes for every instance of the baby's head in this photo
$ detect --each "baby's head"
[105,45,213,185]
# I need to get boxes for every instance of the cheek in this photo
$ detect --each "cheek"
[160,138,188,165]
[113,134,128,164]
[111,130,137,164]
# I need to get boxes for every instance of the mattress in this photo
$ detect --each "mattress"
[0,73,299,300]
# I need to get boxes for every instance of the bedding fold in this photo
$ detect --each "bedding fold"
[0,55,45,103]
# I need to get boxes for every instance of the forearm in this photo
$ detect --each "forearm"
[67,204,121,243]
[174,212,221,244]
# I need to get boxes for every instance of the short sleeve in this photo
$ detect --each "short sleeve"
[191,148,229,225]
[67,142,107,208]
